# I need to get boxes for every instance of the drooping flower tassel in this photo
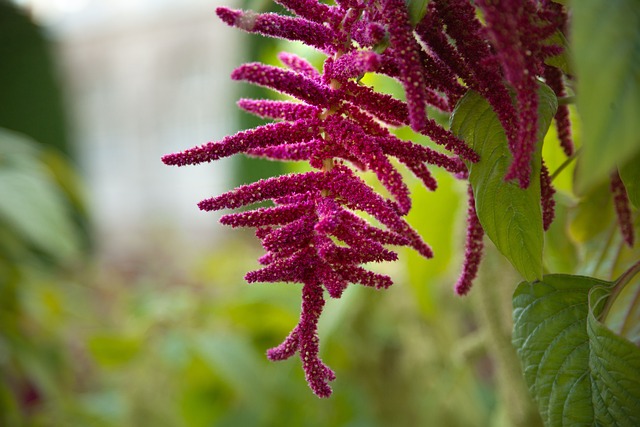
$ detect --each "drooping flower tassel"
[455,185,485,295]
[611,170,635,247]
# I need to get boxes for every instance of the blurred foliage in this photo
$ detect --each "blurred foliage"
[1,141,506,425]
[0,124,505,426]
[0,2,72,156]
[0,128,90,426]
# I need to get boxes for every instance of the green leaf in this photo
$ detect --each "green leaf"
[588,286,640,425]
[619,151,640,209]
[544,31,573,76]
[450,85,557,281]
[0,129,80,261]
[194,334,270,402]
[568,182,614,243]
[513,275,601,426]
[406,0,429,26]
[572,0,640,193]
[87,334,142,367]
[513,275,640,426]
[543,195,579,274]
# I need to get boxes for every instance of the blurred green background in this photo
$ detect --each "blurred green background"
[0,1,575,426]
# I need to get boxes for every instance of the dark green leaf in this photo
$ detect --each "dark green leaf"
[450,85,557,281]
[513,275,602,426]
[572,0,640,193]
[619,151,640,209]
[588,285,640,425]
[513,275,640,426]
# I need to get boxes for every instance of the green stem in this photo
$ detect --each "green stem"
[557,96,576,105]
[550,147,581,182]
[601,259,640,320]
[475,255,544,427]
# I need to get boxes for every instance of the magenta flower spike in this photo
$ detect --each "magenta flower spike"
[216,7,337,53]
[415,3,472,87]
[231,63,337,108]
[380,0,429,131]
[540,161,556,231]
[455,185,485,296]
[274,0,341,25]
[161,120,318,166]
[237,99,321,121]
[544,65,574,156]
[277,52,322,80]
[611,171,635,248]
[474,0,566,188]
[324,50,382,82]
[212,169,429,396]
[165,0,572,397]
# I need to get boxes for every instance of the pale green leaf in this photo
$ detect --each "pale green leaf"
[0,129,80,261]
[87,334,142,367]
[573,0,640,193]
[450,85,557,281]
[543,195,579,274]
[568,182,614,243]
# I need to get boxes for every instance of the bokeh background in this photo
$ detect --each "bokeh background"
[0,1,544,426]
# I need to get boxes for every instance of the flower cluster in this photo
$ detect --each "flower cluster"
[163,0,580,397]
[611,170,635,248]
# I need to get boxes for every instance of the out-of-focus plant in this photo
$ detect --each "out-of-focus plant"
[163,0,640,425]
[0,4,90,425]
[0,2,73,156]
[0,128,89,426]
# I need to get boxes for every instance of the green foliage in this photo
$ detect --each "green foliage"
[589,285,640,426]
[603,271,640,345]
[619,152,640,209]
[0,2,71,155]
[572,0,640,193]
[0,126,89,427]
[3,0,639,425]
[513,273,640,427]
[450,85,557,281]
[0,129,82,263]
[543,31,573,76]
[406,0,429,26]
[568,182,614,244]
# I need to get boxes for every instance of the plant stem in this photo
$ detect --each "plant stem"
[475,252,544,427]
[550,147,581,182]
[601,259,640,320]
[558,96,576,105]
